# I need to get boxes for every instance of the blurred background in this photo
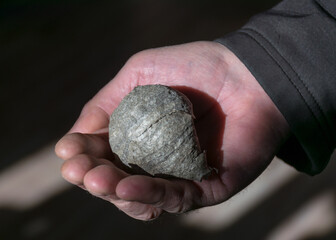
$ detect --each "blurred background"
[1,0,335,239]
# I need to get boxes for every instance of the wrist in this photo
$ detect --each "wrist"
[215,42,291,149]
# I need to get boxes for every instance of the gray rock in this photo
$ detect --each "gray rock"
[109,84,211,181]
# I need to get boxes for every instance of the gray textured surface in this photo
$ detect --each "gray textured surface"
[109,85,210,181]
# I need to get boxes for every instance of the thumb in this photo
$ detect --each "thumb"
[116,175,201,213]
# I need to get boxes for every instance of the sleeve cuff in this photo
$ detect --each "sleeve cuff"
[215,30,334,175]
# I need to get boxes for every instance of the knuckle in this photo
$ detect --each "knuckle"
[128,50,150,64]
[114,200,161,221]
[141,210,161,221]
[162,189,188,214]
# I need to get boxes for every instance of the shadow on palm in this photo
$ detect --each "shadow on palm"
[173,86,225,173]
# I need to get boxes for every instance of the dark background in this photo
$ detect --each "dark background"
[0,0,279,171]
[2,1,336,240]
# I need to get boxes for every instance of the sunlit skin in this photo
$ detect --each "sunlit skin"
[55,41,290,221]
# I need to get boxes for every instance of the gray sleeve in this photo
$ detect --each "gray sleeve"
[216,0,336,175]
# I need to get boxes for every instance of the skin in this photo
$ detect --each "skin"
[55,41,290,221]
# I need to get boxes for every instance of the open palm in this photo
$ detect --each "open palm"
[55,41,289,220]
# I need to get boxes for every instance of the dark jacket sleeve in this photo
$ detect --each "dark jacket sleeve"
[216,0,336,175]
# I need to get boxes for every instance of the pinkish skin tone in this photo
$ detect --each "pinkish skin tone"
[55,41,290,221]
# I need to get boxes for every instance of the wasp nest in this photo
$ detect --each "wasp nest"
[109,84,211,181]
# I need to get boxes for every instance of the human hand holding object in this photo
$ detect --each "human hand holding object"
[55,41,290,220]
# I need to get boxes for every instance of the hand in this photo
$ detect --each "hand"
[55,41,290,220]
